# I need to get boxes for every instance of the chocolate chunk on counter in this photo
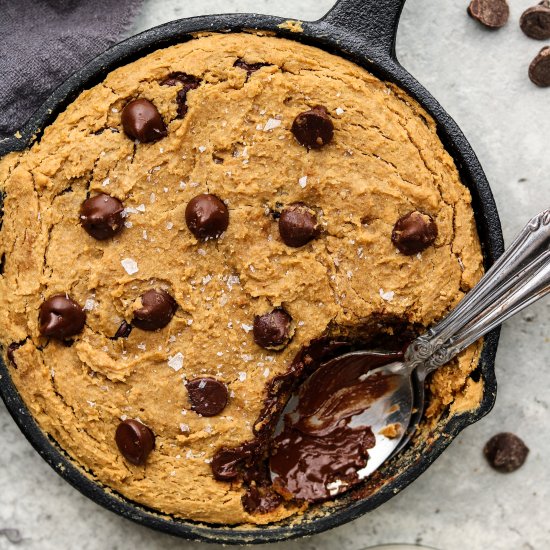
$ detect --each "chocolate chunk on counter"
[484,432,529,472]
[132,289,177,331]
[113,320,132,339]
[161,72,201,118]
[115,419,155,466]
[520,2,550,40]
[121,99,167,142]
[253,309,294,350]
[187,377,228,417]
[392,211,438,255]
[185,194,229,240]
[234,59,270,78]
[278,203,320,248]
[39,295,86,339]
[291,105,334,149]
[80,194,124,240]
[468,0,510,28]
[529,46,550,87]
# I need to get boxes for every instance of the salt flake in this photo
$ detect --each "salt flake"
[298,176,308,189]
[379,288,395,302]
[263,118,282,131]
[168,352,184,372]
[121,258,138,275]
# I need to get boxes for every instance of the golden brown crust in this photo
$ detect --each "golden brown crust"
[0,33,483,524]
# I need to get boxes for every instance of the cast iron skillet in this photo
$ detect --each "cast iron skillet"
[0,0,504,544]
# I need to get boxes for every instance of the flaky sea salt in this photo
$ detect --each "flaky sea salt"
[298,176,308,189]
[180,423,190,432]
[102,177,110,187]
[263,368,270,378]
[198,145,207,153]
[83,298,96,311]
[227,274,240,290]
[166,221,173,230]
[263,118,281,131]
[335,107,345,116]
[238,371,247,381]
[241,323,253,333]
[136,204,146,212]
[379,288,395,302]
[150,193,156,204]
[168,352,184,372]
[124,221,133,228]
[121,258,138,275]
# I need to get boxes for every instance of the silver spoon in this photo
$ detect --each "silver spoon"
[270,208,550,500]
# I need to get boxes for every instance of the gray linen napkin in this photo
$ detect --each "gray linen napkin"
[0,0,144,140]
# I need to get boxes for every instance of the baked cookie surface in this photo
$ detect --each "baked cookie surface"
[0,33,483,525]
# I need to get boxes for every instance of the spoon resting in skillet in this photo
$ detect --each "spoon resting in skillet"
[270,208,550,502]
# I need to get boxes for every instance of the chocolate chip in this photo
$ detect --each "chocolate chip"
[529,46,550,87]
[161,72,201,118]
[291,105,334,149]
[113,320,132,339]
[115,419,155,465]
[186,377,228,417]
[7,342,22,367]
[468,0,509,28]
[484,432,529,473]
[234,59,270,78]
[391,211,438,255]
[121,99,167,142]
[185,194,229,240]
[39,295,86,339]
[211,447,248,481]
[278,203,320,247]
[242,486,283,514]
[253,309,294,350]
[132,289,177,331]
[521,2,550,39]
[80,194,124,240]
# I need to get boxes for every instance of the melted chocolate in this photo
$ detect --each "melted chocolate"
[211,338,403,510]
[269,352,401,502]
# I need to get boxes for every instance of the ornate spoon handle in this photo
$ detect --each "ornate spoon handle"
[406,208,550,373]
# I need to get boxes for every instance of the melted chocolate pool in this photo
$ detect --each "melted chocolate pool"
[211,338,404,511]
[270,352,401,502]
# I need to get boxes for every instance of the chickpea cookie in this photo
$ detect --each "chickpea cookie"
[0,33,484,525]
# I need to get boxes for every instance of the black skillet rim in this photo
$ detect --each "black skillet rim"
[0,3,504,545]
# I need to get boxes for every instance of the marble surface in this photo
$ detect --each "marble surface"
[1,1,549,549]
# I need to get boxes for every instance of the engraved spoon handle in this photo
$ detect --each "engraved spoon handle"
[405,208,550,373]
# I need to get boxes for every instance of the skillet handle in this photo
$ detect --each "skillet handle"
[319,0,406,59]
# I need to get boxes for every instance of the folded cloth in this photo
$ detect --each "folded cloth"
[0,0,143,140]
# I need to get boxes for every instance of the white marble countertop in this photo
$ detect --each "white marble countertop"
[1,1,549,549]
